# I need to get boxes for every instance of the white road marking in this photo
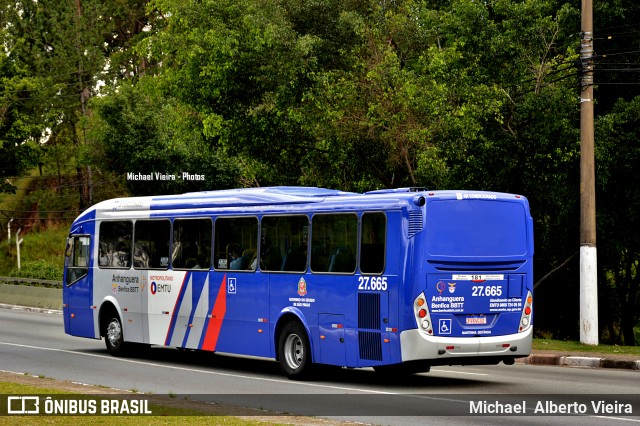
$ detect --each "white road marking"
[431,369,488,376]
[2,341,639,423]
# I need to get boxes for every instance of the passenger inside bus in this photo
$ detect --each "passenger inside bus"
[228,244,242,269]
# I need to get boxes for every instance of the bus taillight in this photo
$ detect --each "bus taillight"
[518,291,533,333]
[414,294,433,334]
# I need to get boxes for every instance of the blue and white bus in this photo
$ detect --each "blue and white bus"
[63,187,534,378]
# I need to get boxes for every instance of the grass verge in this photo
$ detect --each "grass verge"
[533,338,640,358]
[0,380,283,425]
[0,224,68,279]
[0,372,340,425]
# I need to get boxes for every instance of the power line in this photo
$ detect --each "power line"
[597,69,640,72]
[594,22,640,32]
[0,209,82,213]
[11,179,119,191]
[597,50,640,58]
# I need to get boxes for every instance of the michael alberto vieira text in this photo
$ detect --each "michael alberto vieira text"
[470,399,633,415]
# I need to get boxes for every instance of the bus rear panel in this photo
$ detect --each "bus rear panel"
[401,191,533,366]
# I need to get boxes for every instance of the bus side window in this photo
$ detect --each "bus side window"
[261,215,308,272]
[98,221,132,268]
[66,235,90,286]
[214,217,258,271]
[360,212,386,274]
[134,220,171,269]
[311,213,357,274]
[172,218,212,270]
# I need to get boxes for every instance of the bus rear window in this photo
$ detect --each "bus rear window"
[426,200,527,257]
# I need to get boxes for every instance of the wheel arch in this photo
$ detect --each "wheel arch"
[98,297,124,339]
[273,307,314,362]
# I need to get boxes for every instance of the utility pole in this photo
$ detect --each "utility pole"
[580,0,598,345]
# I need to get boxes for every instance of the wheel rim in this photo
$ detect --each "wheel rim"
[284,333,304,369]
[106,319,121,347]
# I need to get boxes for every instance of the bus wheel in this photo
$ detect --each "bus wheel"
[278,322,312,379]
[105,315,126,356]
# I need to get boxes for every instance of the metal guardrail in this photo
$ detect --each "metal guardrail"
[0,276,63,288]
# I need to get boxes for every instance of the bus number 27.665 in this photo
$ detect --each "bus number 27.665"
[358,276,388,291]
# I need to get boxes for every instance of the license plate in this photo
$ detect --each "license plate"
[466,316,487,325]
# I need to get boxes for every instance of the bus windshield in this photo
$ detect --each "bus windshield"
[426,200,528,257]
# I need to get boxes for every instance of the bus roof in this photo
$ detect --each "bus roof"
[73,186,529,224]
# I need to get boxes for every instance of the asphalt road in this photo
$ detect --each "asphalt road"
[1,308,639,425]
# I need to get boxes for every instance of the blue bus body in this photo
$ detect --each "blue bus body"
[63,187,533,378]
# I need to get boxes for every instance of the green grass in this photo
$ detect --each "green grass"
[0,172,37,214]
[533,338,640,357]
[0,381,280,425]
[0,224,69,279]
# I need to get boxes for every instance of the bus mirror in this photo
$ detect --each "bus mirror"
[65,238,73,257]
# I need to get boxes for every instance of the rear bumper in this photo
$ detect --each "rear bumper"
[400,327,532,363]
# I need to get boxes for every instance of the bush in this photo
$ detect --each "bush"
[10,260,63,281]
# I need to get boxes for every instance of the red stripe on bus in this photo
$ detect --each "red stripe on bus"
[201,275,227,351]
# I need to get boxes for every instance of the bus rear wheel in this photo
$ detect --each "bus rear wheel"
[104,314,126,356]
[278,322,312,379]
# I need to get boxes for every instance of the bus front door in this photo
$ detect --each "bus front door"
[64,235,96,338]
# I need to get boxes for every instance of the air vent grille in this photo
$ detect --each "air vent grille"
[408,210,423,237]
[358,331,383,361]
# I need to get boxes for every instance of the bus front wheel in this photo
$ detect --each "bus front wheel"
[104,314,126,356]
[278,322,312,379]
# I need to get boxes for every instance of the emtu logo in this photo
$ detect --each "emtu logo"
[150,281,171,295]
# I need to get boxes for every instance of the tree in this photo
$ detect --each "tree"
[0,54,43,193]
[90,81,240,195]
[595,97,640,345]
[0,0,152,204]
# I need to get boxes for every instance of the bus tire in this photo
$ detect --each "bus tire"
[278,322,312,379]
[104,314,126,356]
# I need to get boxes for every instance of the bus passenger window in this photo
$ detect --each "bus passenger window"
[214,217,258,271]
[133,220,170,269]
[360,212,386,274]
[98,221,132,268]
[311,213,357,273]
[172,219,212,270]
[261,215,308,272]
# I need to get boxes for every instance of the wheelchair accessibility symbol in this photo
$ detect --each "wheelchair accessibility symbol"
[227,277,237,294]
[439,319,452,335]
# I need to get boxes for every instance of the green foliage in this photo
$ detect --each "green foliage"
[0,225,68,278]
[89,82,240,195]
[595,97,640,345]
[1,0,639,343]
[9,260,62,281]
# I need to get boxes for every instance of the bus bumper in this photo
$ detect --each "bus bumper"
[400,327,532,364]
